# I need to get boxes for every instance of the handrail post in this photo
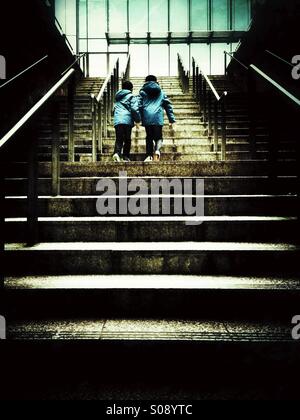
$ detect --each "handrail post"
[221,98,227,161]
[192,59,196,98]
[27,124,39,246]
[116,60,120,91]
[91,96,97,162]
[202,77,207,122]
[52,99,61,197]
[68,75,75,162]
[103,91,108,139]
[198,71,202,108]
[248,71,257,159]
[107,81,112,125]
[98,101,103,154]
[207,90,212,137]
[0,159,5,288]
[224,52,227,75]
[213,101,219,153]
[195,66,199,103]
[297,124,300,237]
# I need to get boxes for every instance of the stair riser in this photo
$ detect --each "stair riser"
[5,196,297,217]
[4,250,300,276]
[5,289,300,321]
[5,220,298,243]
[4,162,297,177]
[5,177,298,196]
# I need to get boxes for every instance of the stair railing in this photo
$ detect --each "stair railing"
[192,58,228,161]
[225,50,300,196]
[265,50,294,68]
[0,59,84,252]
[91,58,120,160]
[177,54,189,94]
[0,55,48,91]
[122,54,131,83]
[224,51,260,159]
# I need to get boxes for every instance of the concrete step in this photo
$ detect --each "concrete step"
[4,242,300,276]
[6,318,294,343]
[4,161,297,178]
[5,176,297,196]
[5,217,298,243]
[4,275,300,321]
[5,195,297,217]
[97,151,295,163]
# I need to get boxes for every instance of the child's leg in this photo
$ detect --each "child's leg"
[153,126,163,153]
[114,125,125,157]
[123,125,132,160]
[145,126,155,158]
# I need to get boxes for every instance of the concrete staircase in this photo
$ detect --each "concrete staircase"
[2,75,300,399]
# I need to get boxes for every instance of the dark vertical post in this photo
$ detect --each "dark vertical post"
[297,108,300,241]
[103,91,108,139]
[224,52,227,75]
[248,71,257,159]
[207,90,212,137]
[268,93,279,186]
[86,53,90,78]
[107,81,111,125]
[198,72,203,106]
[116,60,120,91]
[192,59,196,98]
[195,66,199,103]
[0,156,5,288]
[68,75,75,162]
[221,98,227,161]
[203,78,207,122]
[213,101,219,153]
[98,101,103,154]
[27,125,39,246]
[91,97,97,162]
[76,0,80,55]
[52,99,61,197]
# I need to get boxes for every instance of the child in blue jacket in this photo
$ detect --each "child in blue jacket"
[139,75,176,162]
[113,81,141,162]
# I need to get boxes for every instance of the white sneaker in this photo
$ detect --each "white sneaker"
[112,153,121,162]
[144,156,153,162]
[154,151,161,161]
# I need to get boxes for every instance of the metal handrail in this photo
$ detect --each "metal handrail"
[178,54,189,94]
[193,58,227,102]
[0,67,78,246]
[191,57,228,160]
[265,50,294,68]
[96,58,119,103]
[224,51,249,73]
[0,55,48,90]
[90,59,120,161]
[61,53,87,76]
[0,69,75,150]
[250,64,300,107]
[122,54,131,82]
[55,17,75,55]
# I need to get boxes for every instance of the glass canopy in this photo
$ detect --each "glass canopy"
[55,0,252,76]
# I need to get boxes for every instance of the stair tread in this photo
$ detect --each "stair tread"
[7,319,293,342]
[5,274,300,290]
[5,242,299,252]
[6,216,296,222]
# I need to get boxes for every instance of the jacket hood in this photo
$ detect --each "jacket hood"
[142,81,162,97]
[115,89,132,101]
